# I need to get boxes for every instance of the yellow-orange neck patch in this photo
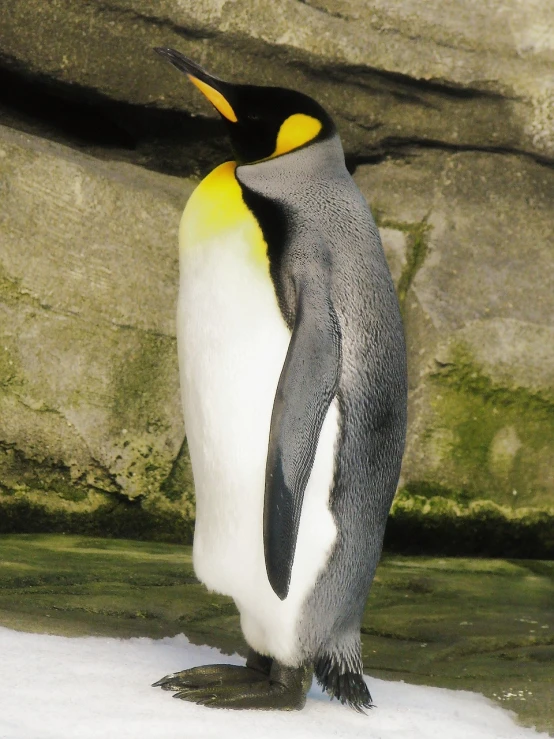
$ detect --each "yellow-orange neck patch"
[180,161,268,266]
[272,113,322,158]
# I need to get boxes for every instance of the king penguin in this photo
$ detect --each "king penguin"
[153,48,408,711]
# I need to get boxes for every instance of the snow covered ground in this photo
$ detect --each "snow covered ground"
[0,627,548,739]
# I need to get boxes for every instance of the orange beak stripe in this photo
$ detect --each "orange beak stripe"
[188,75,238,123]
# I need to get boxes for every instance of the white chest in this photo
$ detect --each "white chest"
[177,231,291,560]
[176,202,338,665]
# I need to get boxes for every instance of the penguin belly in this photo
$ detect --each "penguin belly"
[177,167,339,664]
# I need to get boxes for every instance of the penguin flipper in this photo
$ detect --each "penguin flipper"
[264,272,342,600]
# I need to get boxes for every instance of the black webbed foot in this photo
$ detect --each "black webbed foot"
[154,650,311,710]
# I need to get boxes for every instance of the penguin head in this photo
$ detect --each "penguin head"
[155,48,335,164]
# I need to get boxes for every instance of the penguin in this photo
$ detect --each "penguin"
[152,48,407,711]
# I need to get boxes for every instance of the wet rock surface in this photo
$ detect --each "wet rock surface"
[1,535,552,734]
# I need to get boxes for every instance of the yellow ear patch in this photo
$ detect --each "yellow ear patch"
[272,113,322,157]
[188,75,238,122]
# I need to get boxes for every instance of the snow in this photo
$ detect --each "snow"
[0,627,547,739]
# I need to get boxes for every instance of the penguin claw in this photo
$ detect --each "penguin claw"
[152,664,267,692]
[173,688,222,706]
[173,688,212,702]
[152,674,176,688]
[172,684,243,706]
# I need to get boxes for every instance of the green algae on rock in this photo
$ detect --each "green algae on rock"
[386,490,554,559]
[391,338,554,557]
[372,211,431,316]
[356,150,554,552]
[0,124,195,540]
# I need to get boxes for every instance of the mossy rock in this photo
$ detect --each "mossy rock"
[356,150,554,547]
[0,125,195,534]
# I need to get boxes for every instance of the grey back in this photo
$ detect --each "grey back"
[237,135,407,668]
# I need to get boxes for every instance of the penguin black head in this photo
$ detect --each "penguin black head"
[154,48,336,165]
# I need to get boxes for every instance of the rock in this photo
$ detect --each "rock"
[1,0,554,166]
[355,150,554,553]
[0,125,195,538]
[378,228,409,290]
[0,2,553,556]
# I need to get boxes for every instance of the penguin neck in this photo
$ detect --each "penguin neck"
[236,133,347,197]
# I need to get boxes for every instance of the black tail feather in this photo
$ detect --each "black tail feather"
[314,655,373,712]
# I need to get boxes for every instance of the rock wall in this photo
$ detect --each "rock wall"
[0,1,553,554]
[356,152,554,555]
[0,126,196,540]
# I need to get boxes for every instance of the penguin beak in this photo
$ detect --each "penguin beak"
[154,48,238,123]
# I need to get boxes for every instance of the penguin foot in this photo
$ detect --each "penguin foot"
[155,657,312,710]
[152,649,272,692]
